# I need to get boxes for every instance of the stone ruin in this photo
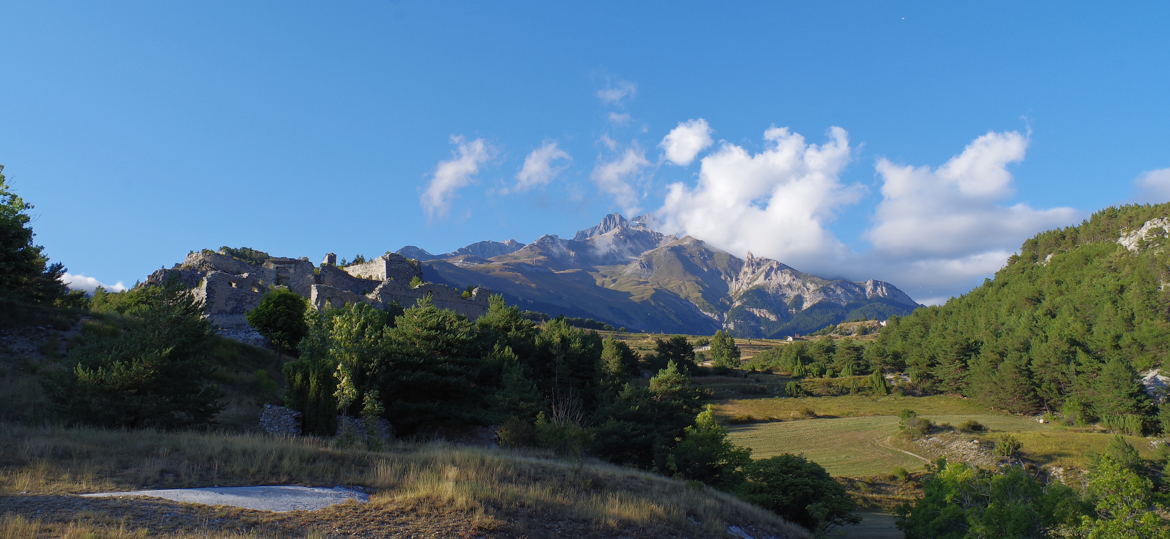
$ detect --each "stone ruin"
[146,249,491,345]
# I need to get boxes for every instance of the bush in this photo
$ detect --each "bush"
[47,286,223,429]
[898,410,933,438]
[959,420,987,433]
[496,416,536,448]
[995,435,1022,458]
[667,406,752,490]
[1101,414,1146,436]
[246,288,309,355]
[736,454,858,532]
[896,460,1087,538]
[902,417,934,438]
[535,411,589,458]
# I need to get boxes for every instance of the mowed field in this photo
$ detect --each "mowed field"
[716,395,1160,478]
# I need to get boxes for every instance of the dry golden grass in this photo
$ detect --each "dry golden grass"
[0,424,810,538]
[0,513,277,539]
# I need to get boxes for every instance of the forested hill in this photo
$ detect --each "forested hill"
[869,203,1170,426]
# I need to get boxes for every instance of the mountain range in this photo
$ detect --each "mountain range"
[400,214,920,337]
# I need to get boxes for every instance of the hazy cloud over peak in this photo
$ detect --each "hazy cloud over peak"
[592,142,651,216]
[655,125,857,272]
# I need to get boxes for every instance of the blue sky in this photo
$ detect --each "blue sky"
[3,2,1169,303]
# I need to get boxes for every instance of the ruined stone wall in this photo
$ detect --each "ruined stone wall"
[180,251,258,276]
[341,254,420,283]
[309,284,371,311]
[318,265,380,296]
[146,249,489,345]
[369,282,490,319]
[195,272,268,330]
[263,258,315,297]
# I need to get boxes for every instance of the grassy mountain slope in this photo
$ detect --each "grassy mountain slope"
[0,424,810,538]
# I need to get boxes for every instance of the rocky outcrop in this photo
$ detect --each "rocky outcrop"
[1118,217,1170,252]
[147,249,490,343]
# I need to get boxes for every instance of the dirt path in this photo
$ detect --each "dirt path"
[874,437,930,464]
[82,485,367,512]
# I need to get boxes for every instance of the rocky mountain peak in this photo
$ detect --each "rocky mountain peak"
[574,213,630,240]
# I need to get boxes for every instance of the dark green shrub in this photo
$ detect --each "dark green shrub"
[47,286,223,429]
[736,454,858,532]
[995,435,1022,458]
[959,420,987,433]
[246,287,309,355]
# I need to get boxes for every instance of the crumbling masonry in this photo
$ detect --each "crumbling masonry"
[147,250,490,345]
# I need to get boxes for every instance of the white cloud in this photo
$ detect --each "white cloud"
[1134,167,1170,204]
[654,126,858,272]
[62,273,127,294]
[596,79,637,106]
[512,141,570,193]
[868,131,1077,258]
[608,112,632,126]
[660,118,714,166]
[592,143,651,216]
[862,130,1080,301]
[420,136,492,220]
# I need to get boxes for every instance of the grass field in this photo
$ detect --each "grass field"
[730,416,922,477]
[715,394,991,422]
[720,395,1162,478]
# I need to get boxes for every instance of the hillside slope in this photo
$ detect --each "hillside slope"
[872,203,1170,418]
[0,424,810,538]
[417,214,919,337]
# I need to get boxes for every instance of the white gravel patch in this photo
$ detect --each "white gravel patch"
[81,485,368,512]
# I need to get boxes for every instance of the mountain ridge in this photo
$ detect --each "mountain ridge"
[411,214,920,336]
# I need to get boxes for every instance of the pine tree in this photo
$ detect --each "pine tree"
[0,165,68,306]
[710,330,741,369]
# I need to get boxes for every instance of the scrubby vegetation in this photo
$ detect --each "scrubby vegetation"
[897,437,1169,538]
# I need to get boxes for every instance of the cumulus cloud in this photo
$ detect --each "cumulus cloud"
[511,141,571,193]
[1134,167,1170,204]
[592,143,651,216]
[660,119,714,166]
[864,130,1080,301]
[62,273,127,294]
[654,126,858,272]
[596,79,637,106]
[421,136,492,219]
[608,112,632,126]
